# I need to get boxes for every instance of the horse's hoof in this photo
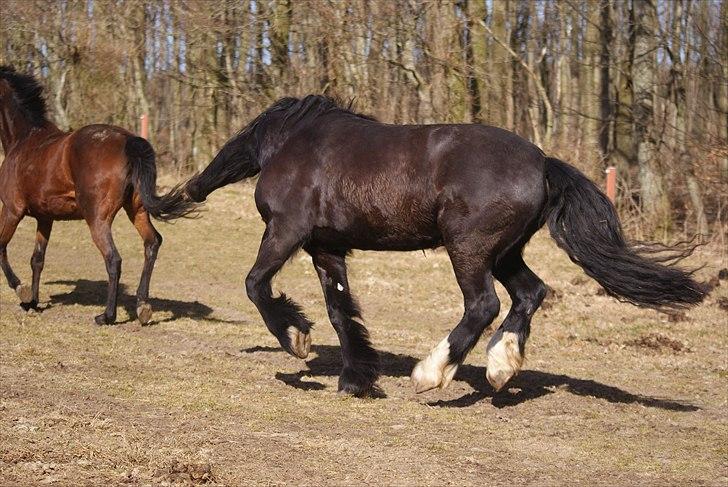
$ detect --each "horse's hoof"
[411,337,457,393]
[20,300,39,312]
[94,313,113,326]
[338,367,380,398]
[15,284,32,304]
[287,326,311,359]
[137,303,153,325]
[486,329,523,392]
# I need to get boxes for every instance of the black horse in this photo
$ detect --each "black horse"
[185,96,704,397]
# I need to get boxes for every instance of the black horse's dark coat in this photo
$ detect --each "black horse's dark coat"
[187,95,704,396]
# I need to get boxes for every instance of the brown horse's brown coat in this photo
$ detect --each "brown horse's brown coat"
[0,66,193,324]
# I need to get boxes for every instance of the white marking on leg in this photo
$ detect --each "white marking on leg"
[336,282,344,291]
[15,284,31,303]
[287,326,311,359]
[136,302,153,325]
[486,329,523,392]
[411,336,458,393]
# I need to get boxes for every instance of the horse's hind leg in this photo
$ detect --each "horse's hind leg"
[245,222,313,358]
[125,203,162,325]
[412,237,501,393]
[487,251,547,391]
[22,218,53,311]
[309,249,379,396]
[86,219,122,325]
[0,205,29,303]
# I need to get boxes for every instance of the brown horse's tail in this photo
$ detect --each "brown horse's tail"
[125,136,198,221]
[543,157,705,310]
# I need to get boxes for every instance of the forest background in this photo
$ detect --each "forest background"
[1,0,726,241]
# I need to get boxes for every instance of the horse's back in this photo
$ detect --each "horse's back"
[430,124,547,206]
[257,119,547,252]
[2,124,134,219]
[67,124,130,172]
[65,125,137,217]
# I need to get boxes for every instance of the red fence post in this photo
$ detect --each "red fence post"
[605,166,617,204]
[140,114,149,140]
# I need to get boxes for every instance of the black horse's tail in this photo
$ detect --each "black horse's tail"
[543,157,704,310]
[125,136,198,221]
[183,133,262,203]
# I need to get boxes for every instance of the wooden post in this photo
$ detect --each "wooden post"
[140,114,149,140]
[605,166,617,204]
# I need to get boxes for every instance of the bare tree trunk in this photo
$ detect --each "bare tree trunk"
[270,0,291,85]
[581,1,601,160]
[465,0,486,123]
[612,0,636,171]
[491,0,513,129]
[719,0,728,182]
[599,0,613,157]
[556,5,573,148]
[482,17,553,146]
[633,0,670,235]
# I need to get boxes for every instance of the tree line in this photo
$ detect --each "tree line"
[1,0,726,239]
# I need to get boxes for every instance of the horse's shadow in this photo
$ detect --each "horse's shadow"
[244,344,700,411]
[44,279,237,325]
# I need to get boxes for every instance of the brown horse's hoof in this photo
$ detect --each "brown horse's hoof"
[94,313,114,326]
[15,284,32,304]
[137,302,153,325]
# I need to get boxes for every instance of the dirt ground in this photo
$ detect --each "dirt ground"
[1,182,726,486]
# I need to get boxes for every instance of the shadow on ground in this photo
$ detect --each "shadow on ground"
[243,344,700,412]
[45,279,237,324]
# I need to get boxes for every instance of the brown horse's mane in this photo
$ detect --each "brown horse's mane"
[0,65,48,127]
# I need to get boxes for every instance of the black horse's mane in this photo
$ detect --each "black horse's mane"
[229,95,375,154]
[277,95,376,127]
[0,65,48,127]
[187,96,375,200]
[252,95,376,137]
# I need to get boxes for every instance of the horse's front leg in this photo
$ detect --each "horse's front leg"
[245,221,313,358]
[309,249,380,397]
[22,218,53,311]
[0,204,30,303]
[412,238,501,393]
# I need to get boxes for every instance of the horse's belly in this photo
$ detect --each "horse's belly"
[312,220,442,251]
[28,193,81,220]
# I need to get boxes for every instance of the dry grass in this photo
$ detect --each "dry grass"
[1,182,726,485]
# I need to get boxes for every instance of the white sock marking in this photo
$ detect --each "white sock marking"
[411,336,458,393]
[486,329,523,391]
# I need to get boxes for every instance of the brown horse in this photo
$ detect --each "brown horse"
[0,66,196,325]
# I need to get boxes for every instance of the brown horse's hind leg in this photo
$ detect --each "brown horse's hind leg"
[86,219,122,325]
[0,204,29,303]
[125,203,161,325]
[22,218,53,311]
